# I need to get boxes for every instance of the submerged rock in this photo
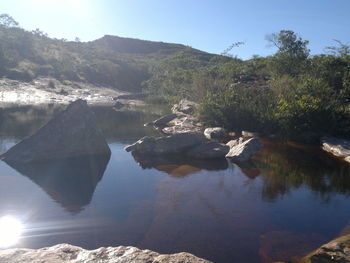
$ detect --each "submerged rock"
[1,99,111,163]
[321,137,350,163]
[226,138,262,162]
[187,141,230,159]
[172,99,198,114]
[204,127,227,141]
[301,234,350,263]
[0,243,211,263]
[125,132,206,155]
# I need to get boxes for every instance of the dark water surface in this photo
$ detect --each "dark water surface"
[0,104,350,263]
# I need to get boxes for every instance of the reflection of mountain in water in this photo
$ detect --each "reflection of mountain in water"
[132,152,229,177]
[4,153,110,213]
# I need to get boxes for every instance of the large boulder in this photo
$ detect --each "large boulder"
[125,132,206,155]
[301,234,350,263]
[1,99,111,163]
[225,138,262,162]
[321,137,350,162]
[0,243,211,263]
[204,127,227,141]
[187,141,230,159]
[172,99,198,114]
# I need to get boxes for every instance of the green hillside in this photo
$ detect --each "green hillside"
[0,15,219,92]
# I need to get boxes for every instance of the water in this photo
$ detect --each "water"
[0,104,350,263]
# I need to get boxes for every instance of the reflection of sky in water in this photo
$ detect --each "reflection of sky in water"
[0,105,349,263]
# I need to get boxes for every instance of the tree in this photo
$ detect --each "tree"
[221,41,245,57]
[0,14,19,28]
[266,30,310,76]
[31,28,48,37]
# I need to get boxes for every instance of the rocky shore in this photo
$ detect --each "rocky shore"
[0,243,211,263]
[0,77,144,107]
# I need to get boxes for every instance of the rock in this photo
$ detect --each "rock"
[226,138,243,148]
[321,137,350,161]
[162,116,202,135]
[187,141,230,159]
[172,99,198,114]
[226,138,262,162]
[114,93,149,100]
[125,132,206,155]
[1,99,111,163]
[204,127,227,141]
[242,130,260,138]
[0,243,211,263]
[152,113,179,127]
[228,131,236,138]
[113,100,124,110]
[301,234,350,263]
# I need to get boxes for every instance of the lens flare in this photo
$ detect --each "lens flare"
[0,216,23,248]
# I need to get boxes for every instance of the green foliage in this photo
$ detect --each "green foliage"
[266,30,310,76]
[0,19,349,141]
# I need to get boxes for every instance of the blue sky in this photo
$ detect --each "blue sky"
[1,0,349,59]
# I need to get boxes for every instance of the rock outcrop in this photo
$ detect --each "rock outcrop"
[149,113,179,127]
[1,99,111,163]
[321,137,350,163]
[162,115,202,135]
[225,138,262,162]
[187,141,230,159]
[0,243,211,263]
[204,127,227,141]
[226,138,243,148]
[301,234,350,263]
[124,132,206,155]
[242,130,260,138]
[172,99,198,114]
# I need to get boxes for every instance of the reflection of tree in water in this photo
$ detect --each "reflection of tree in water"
[251,140,350,202]
[0,104,64,139]
[0,104,169,141]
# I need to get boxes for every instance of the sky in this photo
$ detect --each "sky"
[1,0,349,59]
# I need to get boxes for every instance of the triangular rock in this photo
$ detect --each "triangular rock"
[1,99,111,163]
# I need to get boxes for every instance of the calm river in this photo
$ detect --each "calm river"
[0,104,349,263]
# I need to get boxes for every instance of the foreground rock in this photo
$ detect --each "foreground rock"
[172,99,198,114]
[225,138,262,162]
[321,137,350,163]
[125,132,206,155]
[1,99,111,163]
[204,127,227,141]
[0,243,211,263]
[301,234,350,263]
[187,141,230,159]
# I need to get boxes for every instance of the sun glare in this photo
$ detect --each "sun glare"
[0,216,23,248]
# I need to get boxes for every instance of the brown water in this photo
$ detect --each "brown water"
[0,104,350,263]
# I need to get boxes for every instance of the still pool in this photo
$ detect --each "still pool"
[0,104,349,263]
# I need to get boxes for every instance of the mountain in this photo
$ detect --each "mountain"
[0,25,221,92]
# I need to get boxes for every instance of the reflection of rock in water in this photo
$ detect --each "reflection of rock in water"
[131,152,228,177]
[4,153,110,213]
